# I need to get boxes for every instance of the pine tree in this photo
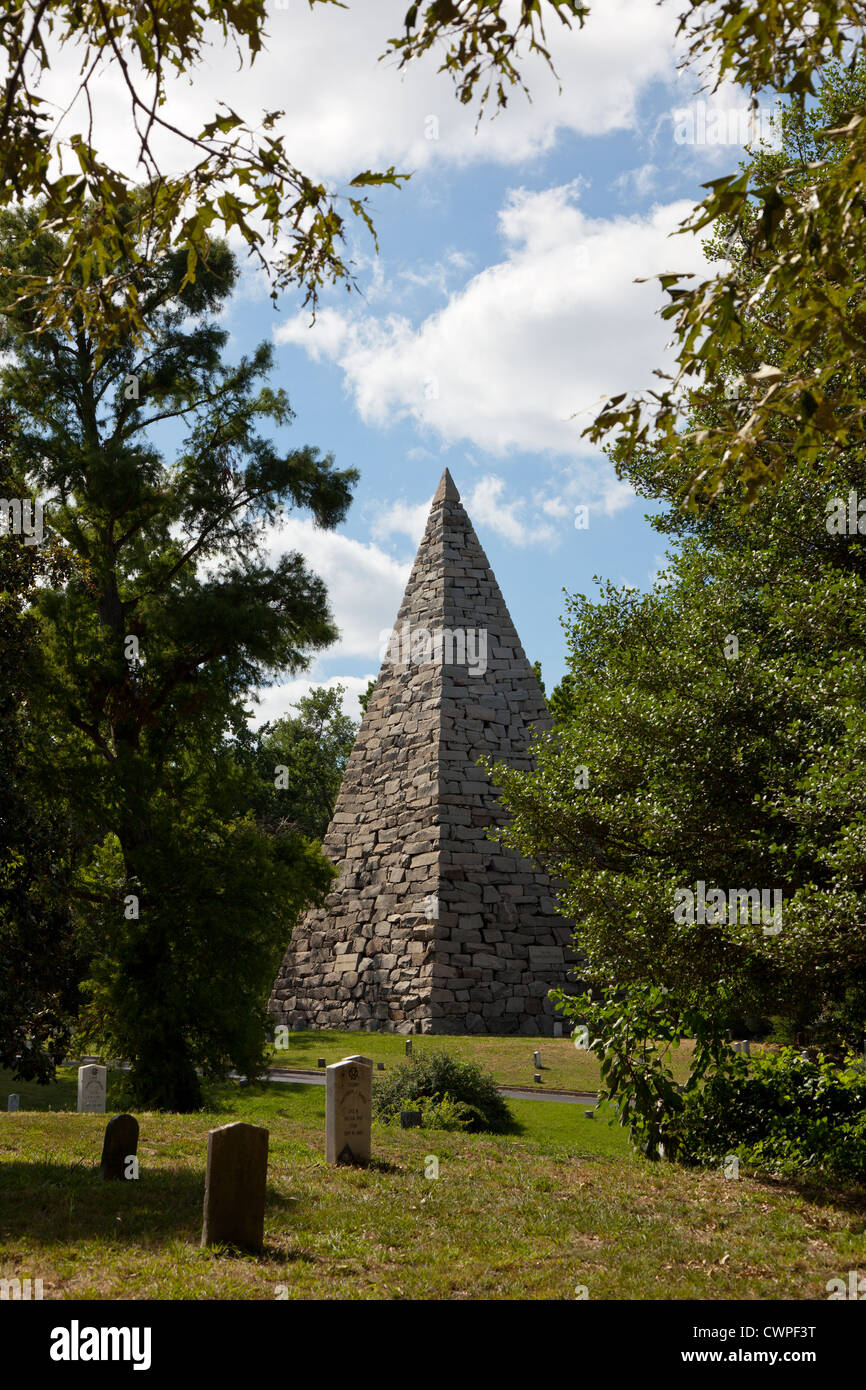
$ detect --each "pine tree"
[0,207,355,1109]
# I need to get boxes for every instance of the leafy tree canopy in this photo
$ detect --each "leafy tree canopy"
[0,1,586,352]
[489,59,866,1152]
[588,6,866,505]
[243,684,358,843]
[0,402,83,1080]
[488,445,866,1151]
[0,206,353,1107]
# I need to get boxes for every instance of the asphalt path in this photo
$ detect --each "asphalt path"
[261,1066,598,1107]
[77,1060,599,1108]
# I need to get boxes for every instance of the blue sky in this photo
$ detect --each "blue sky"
[49,1,781,723]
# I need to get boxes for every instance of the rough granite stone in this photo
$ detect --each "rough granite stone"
[269,468,579,1035]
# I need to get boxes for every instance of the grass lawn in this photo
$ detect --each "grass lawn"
[264,1029,700,1091]
[1,1065,863,1300]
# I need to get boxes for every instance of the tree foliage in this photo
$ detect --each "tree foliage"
[0,403,83,1080]
[587,5,866,504]
[488,444,866,1150]
[486,68,866,1152]
[489,59,866,1156]
[243,684,358,843]
[0,0,585,352]
[669,1048,866,1183]
[0,208,354,1108]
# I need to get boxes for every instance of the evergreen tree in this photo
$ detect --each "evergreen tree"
[0,206,355,1109]
[0,404,82,1080]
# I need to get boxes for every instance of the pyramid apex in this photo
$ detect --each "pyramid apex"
[433,468,460,504]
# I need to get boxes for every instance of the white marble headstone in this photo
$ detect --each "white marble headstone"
[77,1064,107,1114]
[326,1056,372,1165]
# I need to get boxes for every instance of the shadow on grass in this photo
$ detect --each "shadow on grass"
[0,1161,299,1247]
[374,1116,527,1140]
[747,1171,866,1218]
[202,1240,318,1263]
[364,1156,403,1175]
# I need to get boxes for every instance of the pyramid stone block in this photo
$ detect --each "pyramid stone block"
[269,469,577,1035]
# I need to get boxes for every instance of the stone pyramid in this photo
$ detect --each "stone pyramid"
[269,469,576,1035]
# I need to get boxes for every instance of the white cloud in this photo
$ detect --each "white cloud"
[38,0,678,190]
[613,162,659,199]
[537,494,572,520]
[275,182,713,510]
[263,516,411,663]
[249,672,375,728]
[246,0,677,179]
[370,498,430,547]
[665,82,784,170]
[464,475,554,548]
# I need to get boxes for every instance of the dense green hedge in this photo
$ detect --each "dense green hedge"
[668,1049,866,1182]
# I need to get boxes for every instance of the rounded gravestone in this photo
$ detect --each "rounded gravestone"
[100,1114,140,1180]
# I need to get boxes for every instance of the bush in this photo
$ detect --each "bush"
[667,1048,866,1182]
[401,1093,480,1132]
[372,1051,515,1133]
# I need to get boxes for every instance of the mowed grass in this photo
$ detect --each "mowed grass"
[265,1029,699,1091]
[1,1067,864,1300]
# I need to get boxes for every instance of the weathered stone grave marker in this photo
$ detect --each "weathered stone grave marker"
[317,1057,326,1068]
[376,1062,385,1071]
[533,1073,542,1084]
[201,1121,269,1252]
[400,1110,422,1128]
[553,1023,563,1038]
[405,1040,412,1057]
[7,1094,19,1112]
[533,1050,541,1069]
[100,1114,139,1181]
[77,1064,106,1114]
[326,1056,372,1165]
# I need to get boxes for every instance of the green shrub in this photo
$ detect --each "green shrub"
[372,1051,514,1133]
[667,1048,866,1182]
[409,1093,480,1132]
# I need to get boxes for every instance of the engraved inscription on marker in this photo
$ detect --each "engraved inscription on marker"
[77,1064,107,1114]
[326,1056,372,1166]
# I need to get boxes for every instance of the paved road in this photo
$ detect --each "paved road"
[81,1060,599,1108]
[261,1067,598,1107]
